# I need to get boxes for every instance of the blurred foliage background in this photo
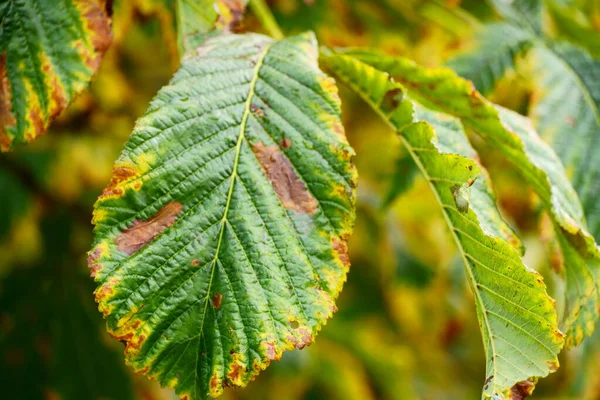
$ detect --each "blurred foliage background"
[1,0,600,399]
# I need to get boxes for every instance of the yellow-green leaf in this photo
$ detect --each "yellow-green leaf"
[322,50,563,399]
[342,49,600,347]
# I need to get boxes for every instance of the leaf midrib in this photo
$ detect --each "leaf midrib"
[194,41,274,375]
[327,59,502,392]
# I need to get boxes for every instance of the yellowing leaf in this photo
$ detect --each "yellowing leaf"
[342,49,600,347]
[89,32,356,399]
[0,0,112,151]
[322,50,563,398]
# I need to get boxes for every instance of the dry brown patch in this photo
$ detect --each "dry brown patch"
[115,201,184,255]
[252,142,317,214]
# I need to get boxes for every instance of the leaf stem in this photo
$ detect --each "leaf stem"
[249,0,284,40]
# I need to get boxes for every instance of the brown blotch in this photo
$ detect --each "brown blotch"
[264,341,279,361]
[94,278,118,303]
[295,327,313,350]
[483,375,493,391]
[87,246,103,277]
[216,0,246,31]
[546,360,559,372]
[250,104,264,117]
[510,380,535,400]
[209,374,221,392]
[76,0,112,70]
[136,366,150,375]
[47,73,67,122]
[191,259,200,267]
[29,107,45,140]
[251,142,317,214]
[0,54,15,150]
[115,201,184,255]
[100,166,138,198]
[212,293,222,310]
[332,237,350,269]
[331,121,345,138]
[227,362,244,383]
[279,137,291,149]
[109,329,146,356]
[381,88,404,113]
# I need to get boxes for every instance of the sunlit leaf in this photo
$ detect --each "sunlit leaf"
[343,49,600,346]
[89,32,357,399]
[323,50,563,399]
[0,0,112,151]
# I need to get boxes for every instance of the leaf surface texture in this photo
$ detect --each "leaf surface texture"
[89,32,357,399]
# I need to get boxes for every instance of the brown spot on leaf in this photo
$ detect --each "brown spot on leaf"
[280,137,292,149]
[510,380,535,400]
[94,278,118,304]
[212,293,222,309]
[28,107,45,142]
[191,259,200,266]
[215,0,246,31]
[483,374,493,390]
[251,142,317,214]
[296,327,313,349]
[331,121,345,138]
[100,166,138,198]
[109,329,145,356]
[227,361,244,384]
[75,0,112,71]
[87,246,103,277]
[546,360,559,372]
[250,104,264,117]
[381,88,404,113]
[0,54,15,151]
[115,202,183,255]
[332,237,350,269]
[136,366,150,375]
[209,373,221,396]
[264,341,279,361]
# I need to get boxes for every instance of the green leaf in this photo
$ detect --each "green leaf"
[339,50,600,345]
[89,32,357,399]
[176,0,218,54]
[448,22,533,94]
[490,0,544,35]
[0,0,112,151]
[322,50,563,398]
[526,43,600,242]
[176,0,249,54]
